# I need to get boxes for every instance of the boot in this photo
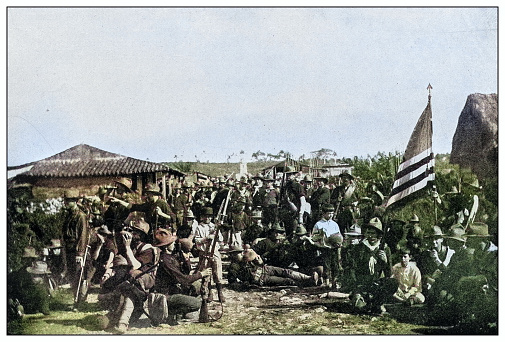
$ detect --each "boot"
[216,283,226,303]
[206,288,214,303]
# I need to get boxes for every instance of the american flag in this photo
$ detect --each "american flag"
[386,94,435,207]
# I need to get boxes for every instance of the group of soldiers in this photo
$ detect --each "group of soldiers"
[13,168,498,333]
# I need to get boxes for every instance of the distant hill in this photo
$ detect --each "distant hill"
[164,160,280,178]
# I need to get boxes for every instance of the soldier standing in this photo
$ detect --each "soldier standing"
[61,190,91,299]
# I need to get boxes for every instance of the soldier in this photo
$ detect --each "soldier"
[242,209,265,245]
[103,178,134,234]
[346,217,397,315]
[61,190,91,299]
[152,229,211,326]
[177,209,198,239]
[262,175,280,227]
[279,166,306,237]
[331,173,358,232]
[254,223,289,267]
[104,218,159,333]
[193,207,226,302]
[309,176,331,228]
[227,198,250,248]
[416,225,455,302]
[251,173,265,210]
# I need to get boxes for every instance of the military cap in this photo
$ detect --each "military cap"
[314,176,328,183]
[218,177,226,184]
[47,239,62,249]
[226,179,235,186]
[64,189,81,200]
[465,222,490,237]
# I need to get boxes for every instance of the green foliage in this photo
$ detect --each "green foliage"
[167,161,195,173]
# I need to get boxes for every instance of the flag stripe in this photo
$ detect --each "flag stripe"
[397,148,433,173]
[386,174,435,207]
[389,166,435,197]
[393,155,434,187]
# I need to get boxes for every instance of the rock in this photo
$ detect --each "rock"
[451,93,498,179]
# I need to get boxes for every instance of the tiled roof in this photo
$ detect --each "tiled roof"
[17,144,182,177]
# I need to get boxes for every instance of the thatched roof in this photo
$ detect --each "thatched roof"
[10,144,184,178]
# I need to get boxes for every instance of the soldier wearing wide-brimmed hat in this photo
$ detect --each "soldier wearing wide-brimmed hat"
[279,165,306,237]
[193,206,226,302]
[309,176,331,226]
[62,188,91,297]
[344,217,396,314]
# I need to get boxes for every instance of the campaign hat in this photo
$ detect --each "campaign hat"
[344,224,362,236]
[128,217,150,235]
[184,210,195,218]
[339,173,354,180]
[446,224,467,242]
[295,224,308,236]
[465,222,490,237]
[303,175,313,182]
[64,189,81,200]
[252,173,264,180]
[154,228,177,247]
[424,225,444,238]
[409,214,420,223]
[144,183,162,196]
[47,239,62,249]
[201,207,213,216]
[26,260,51,275]
[365,217,384,235]
[270,222,285,233]
[22,246,39,258]
[114,178,133,193]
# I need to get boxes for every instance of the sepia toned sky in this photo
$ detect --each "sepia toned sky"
[6,3,498,165]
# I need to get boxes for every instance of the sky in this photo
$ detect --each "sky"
[5,4,498,166]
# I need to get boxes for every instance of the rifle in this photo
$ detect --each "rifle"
[198,190,231,323]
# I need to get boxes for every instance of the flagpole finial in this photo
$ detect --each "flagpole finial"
[427,83,433,99]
